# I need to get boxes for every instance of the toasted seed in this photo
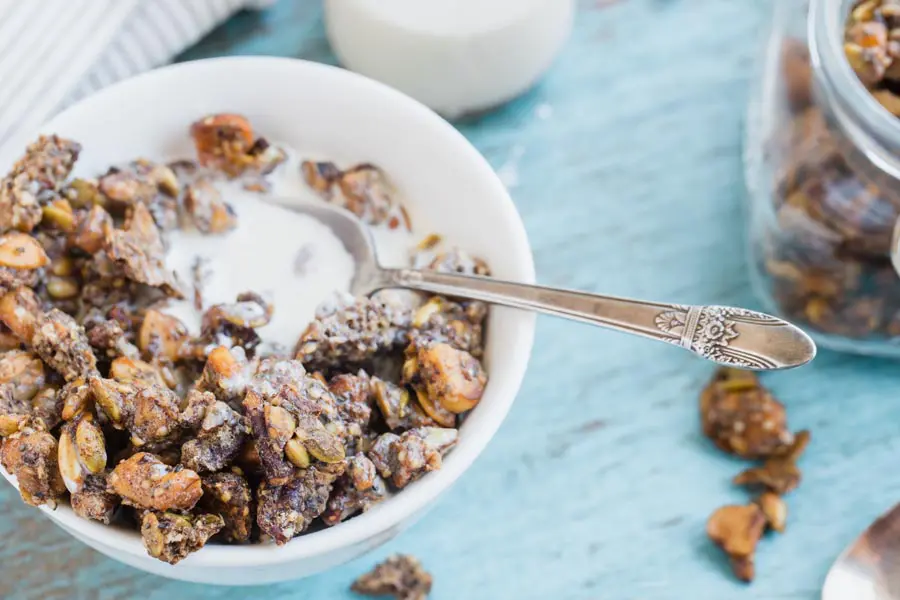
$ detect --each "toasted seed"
[46,276,80,299]
[41,201,75,232]
[757,492,788,533]
[58,426,85,494]
[284,438,311,468]
[50,257,74,277]
[265,404,296,441]
[0,233,48,270]
[75,416,107,474]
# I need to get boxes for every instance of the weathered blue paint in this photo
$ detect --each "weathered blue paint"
[3,1,891,598]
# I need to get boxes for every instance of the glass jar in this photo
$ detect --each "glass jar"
[746,0,900,356]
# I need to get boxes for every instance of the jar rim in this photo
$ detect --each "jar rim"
[811,0,900,150]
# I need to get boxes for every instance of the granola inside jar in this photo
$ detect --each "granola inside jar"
[746,0,900,355]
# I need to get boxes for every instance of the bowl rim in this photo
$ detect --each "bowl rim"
[1,56,537,568]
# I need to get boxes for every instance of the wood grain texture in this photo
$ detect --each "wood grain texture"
[3,0,892,598]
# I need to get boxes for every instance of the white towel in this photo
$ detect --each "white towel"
[0,0,274,162]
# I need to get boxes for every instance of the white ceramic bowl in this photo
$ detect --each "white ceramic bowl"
[0,57,535,585]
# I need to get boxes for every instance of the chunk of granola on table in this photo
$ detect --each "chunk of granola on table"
[71,471,119,524]
[198,470,254,543]
[734,430,811,495]
[140,510,224,564]
[108,452,202,511]
[0,135,80,233]
[707,503,768,583]
[367,428,458,489]
[0,417,66,507]
[323,454,388,526]
[295,293,411,370]
[351,554,433,600]
[256,463,345,544]
[700,367,795,459]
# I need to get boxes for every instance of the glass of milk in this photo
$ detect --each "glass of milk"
[324,0,575,119]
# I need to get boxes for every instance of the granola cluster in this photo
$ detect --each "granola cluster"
[701,368,810,583]
[0,114,490,564]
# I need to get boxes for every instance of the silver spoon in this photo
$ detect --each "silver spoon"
[823,502,900,600]
[275,200,816,371]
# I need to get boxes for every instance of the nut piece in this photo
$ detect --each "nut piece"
[32,309,98,382]
[197,346,253,404]
[295,293,411,370]
[367,427,458,489]
[403,342,486,414]
[138,310,190,363]
[734,430,811,495]
[0,417,66,507]
[70,205,113,254]
[0,232,48,270]
[707,504,767,583]
[757,492,788,533]
[256,463,345,545]
[0,350,45,402]
[71,471,119,524]
[0,287,42,343]
[140,510,224,565]
[184,178,238,234]
[58,412,107,494]
[198,470,253,543]
[108,452,202,511]
[700,368,794,459]
[109,357,166,387]
[181,400,248,473]
[351,555,433,600]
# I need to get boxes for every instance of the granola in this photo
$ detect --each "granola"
[0,116,491,565]
[351,555,433,600]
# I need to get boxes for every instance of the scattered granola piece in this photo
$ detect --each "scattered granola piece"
[198,470,253,543]
[256,463,345,544]
[756,492,788,533]
[700,368,794,459]
[141,510,224,564]
[707,503,767,583]
[734,430,811,495]
[108,452,202,511]
[0,417,66,507]
[351,555,433,600]
[296,293,411,369]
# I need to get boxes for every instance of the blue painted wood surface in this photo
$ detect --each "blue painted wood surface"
[3,1,898,598]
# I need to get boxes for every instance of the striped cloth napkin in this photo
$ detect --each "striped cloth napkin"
[0,0,274,163]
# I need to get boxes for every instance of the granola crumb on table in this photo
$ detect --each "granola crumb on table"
[351,554,433,600]
[0,119,491,565]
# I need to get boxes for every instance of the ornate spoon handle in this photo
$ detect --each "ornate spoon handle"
[385,269,816,371]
